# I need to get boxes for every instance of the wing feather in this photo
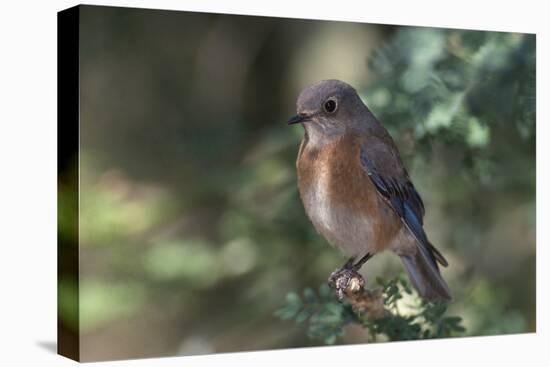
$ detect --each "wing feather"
[359,142,448,268]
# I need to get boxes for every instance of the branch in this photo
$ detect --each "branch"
[328,268,387,320]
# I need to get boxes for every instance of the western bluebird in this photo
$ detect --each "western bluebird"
[288,79,451,301]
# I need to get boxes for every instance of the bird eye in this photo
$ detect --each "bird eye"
[324,99,337,113]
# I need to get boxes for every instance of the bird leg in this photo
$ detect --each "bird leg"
[328,253,372,300]
[342,257,356,269]
[352,252,373,271]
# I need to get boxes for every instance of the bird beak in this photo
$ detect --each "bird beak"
[287,114,309,125]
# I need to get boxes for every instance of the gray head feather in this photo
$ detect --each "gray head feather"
[294,79,378,142]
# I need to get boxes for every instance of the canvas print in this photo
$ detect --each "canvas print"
[58,5,536,362]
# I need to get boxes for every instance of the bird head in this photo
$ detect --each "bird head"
[288,79,370,140]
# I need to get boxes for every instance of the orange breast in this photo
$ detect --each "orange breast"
[297,134,402,256]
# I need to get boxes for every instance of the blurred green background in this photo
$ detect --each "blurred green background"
[59,5,535,361]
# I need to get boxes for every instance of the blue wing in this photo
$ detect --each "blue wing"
[360,145,448,268]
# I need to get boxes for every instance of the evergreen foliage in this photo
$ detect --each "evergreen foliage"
[275,276,465,344]
[364,28,535,185]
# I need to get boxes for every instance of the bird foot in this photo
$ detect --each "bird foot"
[328,267,365,300]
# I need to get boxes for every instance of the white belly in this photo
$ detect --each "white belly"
[301,171,376,258]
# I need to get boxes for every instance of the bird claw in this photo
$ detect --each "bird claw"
[328,267,365,300]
